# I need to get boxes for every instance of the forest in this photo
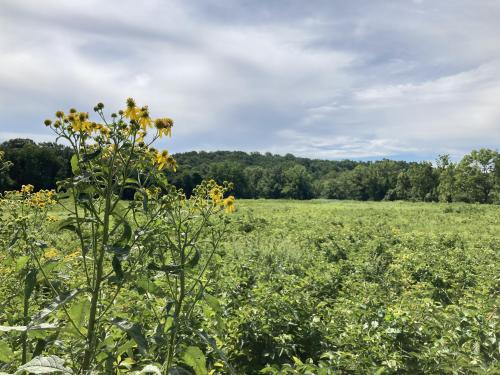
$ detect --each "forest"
[1,138,499,204]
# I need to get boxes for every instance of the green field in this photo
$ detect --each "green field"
[1,199,499,374]
[211,200,500,373]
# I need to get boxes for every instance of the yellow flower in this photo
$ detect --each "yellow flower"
[124,98,140,121]
[156,150,169,170]
[138,106,153,131]
[44,248,59,259]
[21,184,34,194]
[65,251,80,260]
[209,187,223,204]
[223,195,236,213]
[166,155,177,171]
[154,118,173,138]
[155,150,176,171]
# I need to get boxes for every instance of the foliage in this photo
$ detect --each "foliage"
[2,142,499,203]
[0,100,235,374]
[211,200,499,374]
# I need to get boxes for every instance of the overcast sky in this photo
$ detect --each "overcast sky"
[1,0,499,160]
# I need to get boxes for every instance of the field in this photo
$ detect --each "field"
[211,200,499,373]
[1,197,499,374]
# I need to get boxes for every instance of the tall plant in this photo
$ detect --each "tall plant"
[0,99,235,374]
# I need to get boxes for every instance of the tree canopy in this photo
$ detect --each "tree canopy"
[1,139,499,203]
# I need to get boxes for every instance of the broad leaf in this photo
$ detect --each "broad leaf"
[203,294,221,313]
[148,262,182,274]
[0,340,13,362]
[110,318,148,353]
[181,346,207,375]
[0,323,58,332]
[111,255,124,282]
[30,289,82,326]
[15,355,73,374]
[70,154,79,175]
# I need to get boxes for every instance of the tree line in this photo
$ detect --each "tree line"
[1,138,499,203]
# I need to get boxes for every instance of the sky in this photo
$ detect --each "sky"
[1,0,499,161]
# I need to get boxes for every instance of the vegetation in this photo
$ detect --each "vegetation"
[2,142,499,204]
[1,196,498,373]
[0,100,235,374]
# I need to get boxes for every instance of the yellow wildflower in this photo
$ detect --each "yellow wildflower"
[21,184,34,194]
[154,118,173,138]
[209,187,223,204]
[44,248,59,259]
[223,195,236,213]
[124,98,140,121]
[156,150,169,170]
[138,106,153,131]
[166,154,177,171]
[65,251,80,260]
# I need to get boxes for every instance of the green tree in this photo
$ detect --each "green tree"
[436,154,456,202]
[455,149,499,203]
[0,150,13,191]
[281,164,313,199]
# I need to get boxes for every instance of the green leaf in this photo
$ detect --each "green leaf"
[24,268,38,300]
[111,212,132,249]
[186,248,201,269]
[66,299,90,335]
[136,276,159,294]
[30,289,82,326]
[203,294,221,313]
[147,263,182,275]
[37,261,59,283]
[70,154,79,175]
[181,346,207,375]
[0,340,13,362]
[15,355,73,374]
[81,148,101,162]
[111,255,124,281]
[15,256,29,272]
[197,332,235,374]
[110,318,148,354]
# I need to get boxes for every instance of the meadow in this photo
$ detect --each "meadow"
[1,197,499,373]
[214,200,499,373]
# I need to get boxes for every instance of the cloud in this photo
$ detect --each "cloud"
[0,0,499,160]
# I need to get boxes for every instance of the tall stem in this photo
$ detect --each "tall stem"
[21,284,30,364]
[165,243,186,372]
[81,177,113,372]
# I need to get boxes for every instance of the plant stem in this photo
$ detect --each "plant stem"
[81,176,113,372]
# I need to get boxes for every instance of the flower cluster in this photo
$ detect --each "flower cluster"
[10,185,57,208]
[45,99,176,153]
[198,179,236,213]
[45,110,110,137]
